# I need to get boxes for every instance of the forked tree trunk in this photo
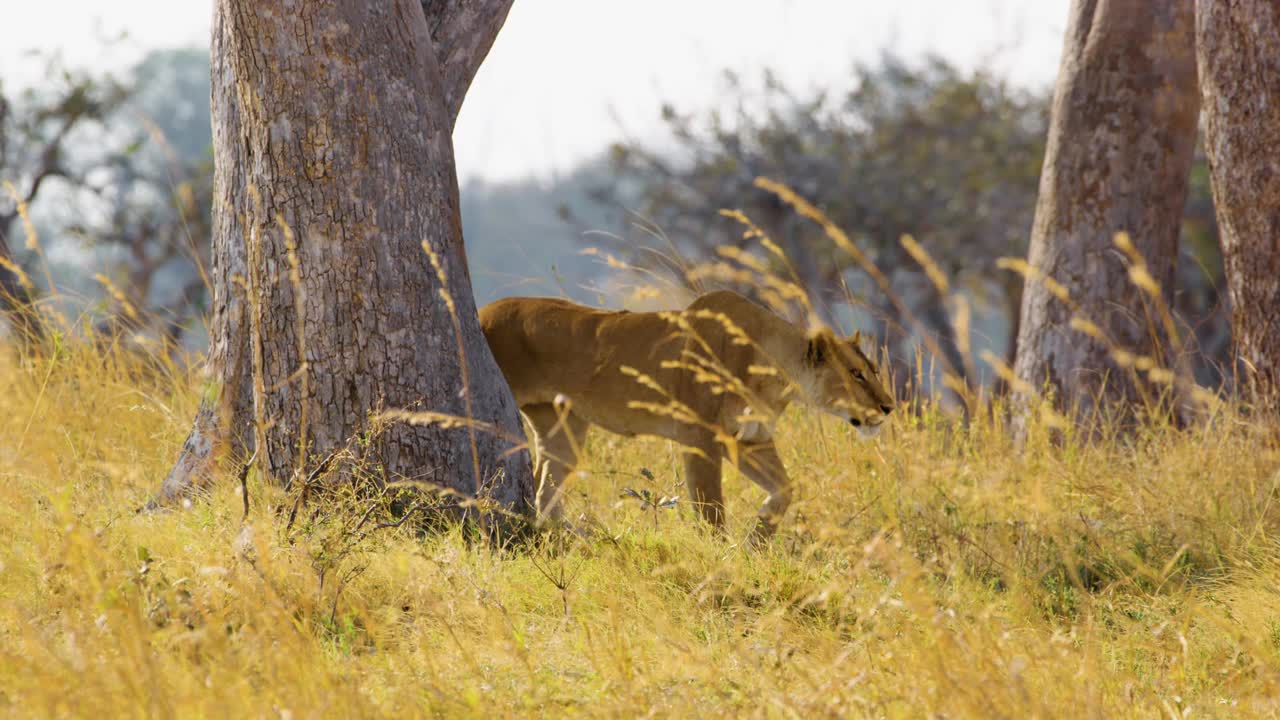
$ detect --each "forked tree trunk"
[1013,0,1199,429]
[1196,1,1280,414]
[156,0,533,514]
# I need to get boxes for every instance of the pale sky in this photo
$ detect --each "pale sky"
[3,0,1068,182]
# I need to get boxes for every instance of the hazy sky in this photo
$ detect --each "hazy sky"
[4,1,1068,183]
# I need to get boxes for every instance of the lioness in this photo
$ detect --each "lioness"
[480,290,894,538]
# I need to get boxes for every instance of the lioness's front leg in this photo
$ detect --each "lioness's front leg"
[682,437,725,529]
[734,441,794,542]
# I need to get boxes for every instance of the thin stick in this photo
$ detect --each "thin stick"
[285,448,343,534]
[238,447,259,521]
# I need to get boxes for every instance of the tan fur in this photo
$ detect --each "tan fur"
[480,290,895,539]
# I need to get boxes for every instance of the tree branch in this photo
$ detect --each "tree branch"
[420,0,515,127]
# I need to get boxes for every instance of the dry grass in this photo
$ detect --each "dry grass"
[1,334,1278,718]
[2,175,1278,716]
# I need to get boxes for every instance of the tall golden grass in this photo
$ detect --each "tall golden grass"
[0,183,1278,718]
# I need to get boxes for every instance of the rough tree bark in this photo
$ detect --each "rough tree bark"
[156,0,532,514]
[1196,0,1280,413]
[1013,0,1199,428]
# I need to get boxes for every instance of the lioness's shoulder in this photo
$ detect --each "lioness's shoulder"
[482,296,583,313]
[685,290,779,328]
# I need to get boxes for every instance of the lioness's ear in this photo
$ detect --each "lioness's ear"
[851,330,864,348]
[805,336,826,366]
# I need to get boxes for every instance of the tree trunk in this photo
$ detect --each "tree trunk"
[1196,0,1280,414]
[156,0,532,515]
[1013,0,1199,429]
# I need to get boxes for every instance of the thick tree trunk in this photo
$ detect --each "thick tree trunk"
[1196,1,1280,413]
[1013,0,1199,429]
[156,0,532,514]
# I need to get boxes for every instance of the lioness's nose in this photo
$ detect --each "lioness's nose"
[880,403,895,414]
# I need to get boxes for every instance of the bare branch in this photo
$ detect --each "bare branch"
[22,122,72,204]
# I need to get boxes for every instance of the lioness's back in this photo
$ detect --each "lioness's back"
[479,296,679,412]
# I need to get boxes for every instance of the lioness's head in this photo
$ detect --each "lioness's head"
[801,331,895,438]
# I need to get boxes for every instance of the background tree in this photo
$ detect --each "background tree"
[0,49,216,351]
[157,0,534,516]
[81,149,212,350]
[85,49,214,348]
[0,59,128,342]
[1012,0,1199,427]
[1196,0,1280,413]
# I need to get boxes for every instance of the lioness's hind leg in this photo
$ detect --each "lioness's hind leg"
[522,403,589,522]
